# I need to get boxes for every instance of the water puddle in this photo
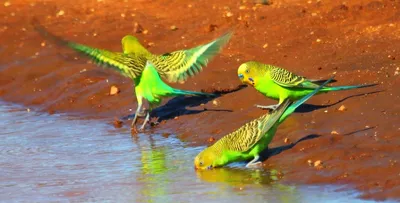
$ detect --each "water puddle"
[0,102,387,202]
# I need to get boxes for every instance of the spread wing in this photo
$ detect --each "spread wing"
[152,31,233,83]
[32,18,144,79]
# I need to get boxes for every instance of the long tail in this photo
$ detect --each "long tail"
[321,83,377,92]
[279,76,335,122]
[170,88,216,97]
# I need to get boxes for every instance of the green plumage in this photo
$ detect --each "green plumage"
[237,61,376,109]
[33,19,232,131]
[194,77,334,169]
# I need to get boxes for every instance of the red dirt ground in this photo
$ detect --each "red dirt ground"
[1,0,399,201]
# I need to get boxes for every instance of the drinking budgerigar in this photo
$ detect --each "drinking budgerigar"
[194,76,334,170]
[237,61,376,110]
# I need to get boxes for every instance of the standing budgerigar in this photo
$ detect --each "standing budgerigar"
[32,19,233,132]
[237,61,376,110]
[194,77,334,170]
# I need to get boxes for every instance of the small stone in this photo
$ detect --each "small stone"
[284,138,290,143]
[109,85,120,95]
[142,30,148,35]
[40,42,46,47]
[331,130,339,135]
[338,105,347,111]
[174,116,179,120]
[27,108,31,112]
[239,5,246,10]
[133,22,144,33]
[316,38,322,43]
[56,10,65,16]
[170,25,178,31]
[263,43,268,48]
[120,13,125,18]
[314,160,322,167]
[205,24,218,32]
[113,118,123,128]
[147,42,155,47]
[208,137,215,143]
[212,99,220,106]
[307,160,313,166]
[311,12,317,16]
[225,11,233,17]
[4,1,11,7]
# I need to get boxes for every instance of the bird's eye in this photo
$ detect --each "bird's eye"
[199,161,203,166]
[207,165,213,170]
[238,73,244,79]
[246,69,249,73]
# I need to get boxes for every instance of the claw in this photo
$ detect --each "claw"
[255,104,279,110]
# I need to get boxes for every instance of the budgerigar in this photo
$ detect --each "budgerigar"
[237,61,376,110]
[194,77,334,170]
[33,19,233,132]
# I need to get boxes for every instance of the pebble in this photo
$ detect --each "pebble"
[4,1,11,7]
[284,138,290,143]
[133,22,144,33]
[314,160,322,167]
[331,130,339,135]
[212,99,220,106]
[307,160,313,166]
[56,10,65,16]
[170,25,178,31]
[338,105,347,111]
[208,137,215,143]
[109,85,120,95]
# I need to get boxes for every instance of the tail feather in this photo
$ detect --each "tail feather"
[171,89,216,97]
[322,83,377,92]
[279,76,335,122]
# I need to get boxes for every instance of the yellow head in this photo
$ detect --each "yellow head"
[237,61,265,87]
[194,148,218,170]
[121,35,148,54]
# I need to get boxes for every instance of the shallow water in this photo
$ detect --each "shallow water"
[0,102,389,203]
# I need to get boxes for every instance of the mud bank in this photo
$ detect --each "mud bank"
[1,0,399,201]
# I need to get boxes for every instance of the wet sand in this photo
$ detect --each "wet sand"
[0,0,399,201]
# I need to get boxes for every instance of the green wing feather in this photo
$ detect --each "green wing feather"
[32,18,144,79]
[215,101,289,153]
[66,43,144,79]
[152,31,233,83]
[268,65,321,89]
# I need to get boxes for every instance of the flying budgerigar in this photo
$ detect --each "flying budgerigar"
[237,61,376,110]
[194,77,334,170]
[32,19,233,132]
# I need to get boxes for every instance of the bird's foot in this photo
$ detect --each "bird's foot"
[130,126,138,135]
[255,104,279,111]
[246,161,263,168]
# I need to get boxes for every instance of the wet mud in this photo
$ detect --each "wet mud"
[1,0,400,201]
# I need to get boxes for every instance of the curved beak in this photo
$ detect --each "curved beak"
[238,73,246,84]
